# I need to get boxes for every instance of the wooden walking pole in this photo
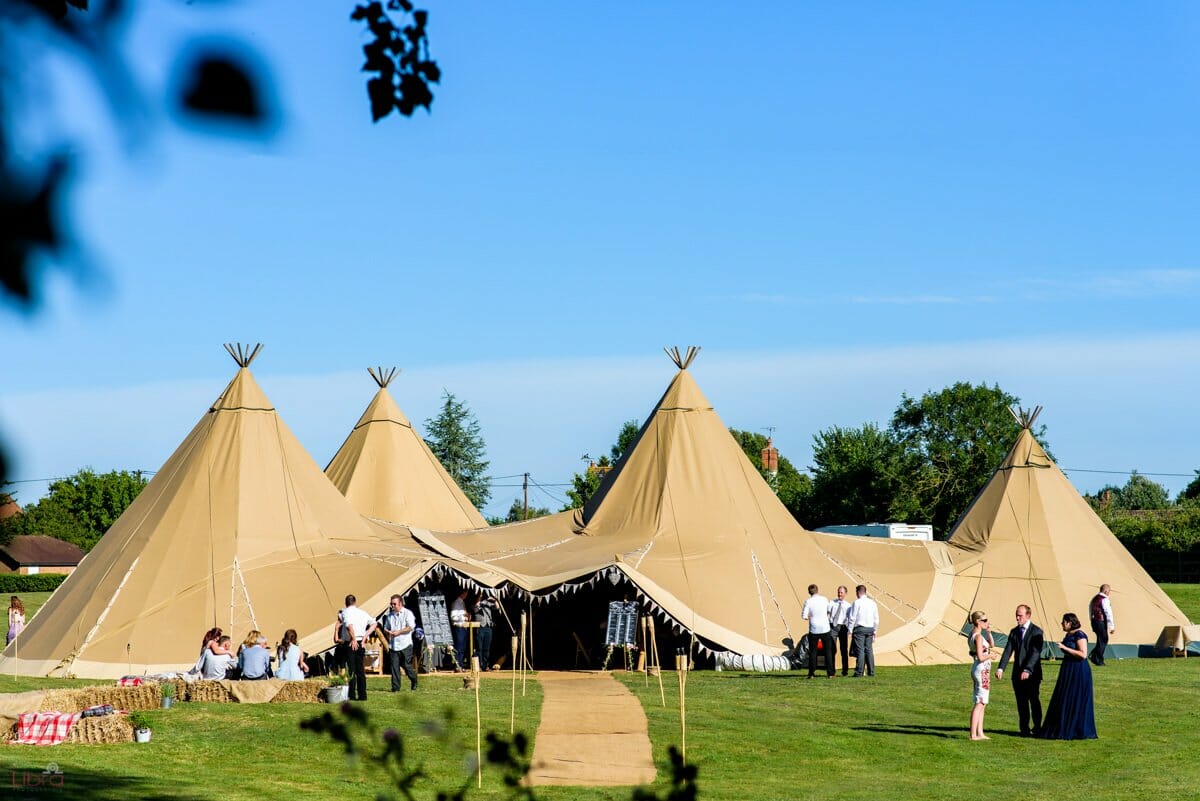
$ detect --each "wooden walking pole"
[475,665,482,789]
[520,610,528,697]
[676,652,688,765]
[510,635,519,733]
[649,619,665,706]
[641,616,649,686]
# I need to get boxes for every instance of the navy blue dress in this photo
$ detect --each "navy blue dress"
[1039,630,1098,740]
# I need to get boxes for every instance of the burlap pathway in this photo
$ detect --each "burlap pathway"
[526,671,656,787]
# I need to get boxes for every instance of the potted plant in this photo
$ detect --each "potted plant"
[323,670,349,703]
[129,712,152,743]
[160,681,176,709]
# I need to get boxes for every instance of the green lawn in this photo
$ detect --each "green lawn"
[1,585,1197,800]
[1161,583,1200,620]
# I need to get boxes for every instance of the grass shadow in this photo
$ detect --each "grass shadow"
[1,763,210,801]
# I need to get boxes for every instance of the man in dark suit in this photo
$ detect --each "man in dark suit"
[995,604,1043,737]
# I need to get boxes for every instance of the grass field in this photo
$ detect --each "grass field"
[2,587,1197,801]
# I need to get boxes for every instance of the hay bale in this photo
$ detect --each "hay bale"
[268,680,325,704]
[70,685,161,712]
[36,688,83,713]
[65,715,133,745]
[187,680,236,703]
[0,723,14,744]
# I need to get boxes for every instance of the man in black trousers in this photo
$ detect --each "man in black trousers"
[996,604,1044,737]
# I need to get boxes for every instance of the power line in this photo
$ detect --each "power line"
[1062,468,1196,479]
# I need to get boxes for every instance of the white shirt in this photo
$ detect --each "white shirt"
[848,595,880,630]
[200,651,234,680]
[385,607,416,650]
[1099,595,1115,629]
[802,594,832,634]
[341,604,375,642]
[829,598,852,628]
[450,596,469,625]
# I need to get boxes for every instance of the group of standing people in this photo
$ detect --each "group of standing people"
[450,589,499,671]
[968,591,1105,741]
[801,584,880,678]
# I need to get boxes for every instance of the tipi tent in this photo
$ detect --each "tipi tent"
[325,367,487,530]
[403,347,947,658]
[926,407,1191,656]
[0,345,439,678]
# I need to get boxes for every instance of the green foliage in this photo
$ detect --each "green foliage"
[0,574,69,593]
[301,703,695,801]
[487,499,552,526]
[1181,470,1200,503]
[128,712,153,731]
[1092,471,1172,511]
[0,468,148,552]
[424,391,491,510]
[727,429,813,519]
[890,382,1041,537]
[1102,501,1200,553]
[563,419,640,510]
[801,424,908,529]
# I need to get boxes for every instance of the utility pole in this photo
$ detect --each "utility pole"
[523,473,529,520]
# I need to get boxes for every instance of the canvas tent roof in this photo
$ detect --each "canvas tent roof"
[325,367,487,530]
[899,417,1192,658]
[403,348,947,658]
[0,346,444,678]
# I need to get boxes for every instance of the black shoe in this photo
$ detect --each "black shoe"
[411,684,418,691]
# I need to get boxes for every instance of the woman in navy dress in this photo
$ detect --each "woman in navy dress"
[1039,612,1098,740]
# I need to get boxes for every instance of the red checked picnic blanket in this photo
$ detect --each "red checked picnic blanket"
[117,676,145,687]
[14,712,82,745]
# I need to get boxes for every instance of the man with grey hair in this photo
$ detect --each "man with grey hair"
[1089,584,1115,666]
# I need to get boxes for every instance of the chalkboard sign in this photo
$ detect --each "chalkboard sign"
[417,592,453,647]
[605,601,639,647]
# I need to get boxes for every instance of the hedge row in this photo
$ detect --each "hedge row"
[0,573,69,593]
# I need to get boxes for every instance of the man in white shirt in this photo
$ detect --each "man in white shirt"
[201,635,235,679]
[340,594,377,701]
[801,584,834,678]
[1088,583,1116,666]
[847,584,880,678]
[828,585,853,677]
[382,594,418,691]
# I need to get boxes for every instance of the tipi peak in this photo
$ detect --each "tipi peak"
[664,345,701,370]
[368,366,400,388]
[223,342,263,368]
[1008,405,1042,430]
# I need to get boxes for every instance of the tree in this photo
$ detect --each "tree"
[1178,470,1200,504]
[1,0,438,487]
[424,391,491,510]
[563,419,640,510]
[0,468,148,551]
[486,498,551,526]
[890,382,1043,537]
[1097,472,1171,511]
[727,429,813,521]
[801,424,909,529]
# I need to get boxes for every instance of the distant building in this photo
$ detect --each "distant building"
[0,535,86,575]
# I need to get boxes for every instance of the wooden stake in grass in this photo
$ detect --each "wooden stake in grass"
[475,662,482,789]
[520,611,528,697]
[676,652,688,765]
[648,618,665,707]
[510,635,518,734]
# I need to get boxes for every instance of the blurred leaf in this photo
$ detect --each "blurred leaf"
[178,52,264,122]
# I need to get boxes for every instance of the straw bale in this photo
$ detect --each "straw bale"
[65,715,134,745]
[188,680,237,703]
[72,684,161,711]
[1,723,13,743]
[36,688,83,713]
[268,680,325,703]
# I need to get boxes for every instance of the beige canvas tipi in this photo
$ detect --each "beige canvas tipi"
[925,408,1191,654]
[0,345,435,678]
[325,367,487,529]
[407,347,946,658]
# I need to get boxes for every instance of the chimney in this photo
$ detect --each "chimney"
[760,438,779,475]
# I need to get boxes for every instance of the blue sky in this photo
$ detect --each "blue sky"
[4,2,1199,522]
